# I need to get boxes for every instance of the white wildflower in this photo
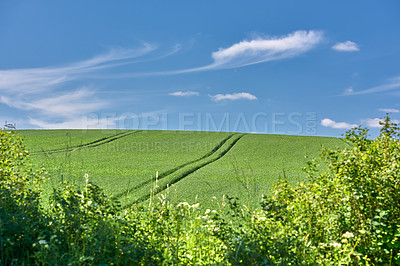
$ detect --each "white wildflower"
[343,231,354,238]
[258,216,267,222]
[39,240,48,245]
[177,202,190,207]
[330,242,341,248]
[190,203,200,209]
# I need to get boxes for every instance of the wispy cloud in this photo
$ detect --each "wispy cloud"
[209,92,257,102]
[332,41,360,52]
[0,44,156,94]
[322,116,400,130]
[208,30,323,69]
[363,118,384,128]
[1,87,105,118]
[169,91,199,97]
[343,87,354,95]
[321,118,357,129]
[28,116,118,129]
[28,109,168,129]
[378,108,399,113]
[140,30,323,76]
[362,118,400,128]
[344,77,400,95]
[0,44,166,128]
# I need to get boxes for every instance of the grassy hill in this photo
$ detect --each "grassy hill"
[18,130,345,207]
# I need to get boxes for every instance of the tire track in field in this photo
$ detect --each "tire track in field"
[32,130,141,155]
[33,131,132,154]
[124,134,245,207]
[113,133,236,199]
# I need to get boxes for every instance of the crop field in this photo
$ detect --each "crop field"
[19,130,345,207]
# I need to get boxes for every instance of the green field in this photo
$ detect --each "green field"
[19,130,345,207]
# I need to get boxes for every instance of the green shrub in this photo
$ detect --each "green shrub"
[217,116,400,264]
[39,180,159,265]
[41,183,228,264]
[0,130,46,264]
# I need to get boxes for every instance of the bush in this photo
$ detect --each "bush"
[217,116,400,264]
[0,130,46,264]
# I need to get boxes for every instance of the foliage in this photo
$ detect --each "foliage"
[1,116,400,264]
[0,130,46,264]
[217,115,399,264]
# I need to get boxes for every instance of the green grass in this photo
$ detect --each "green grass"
[170,133,345,207]
[18,130,345,207]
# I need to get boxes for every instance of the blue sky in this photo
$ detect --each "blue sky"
[1,1,399,137]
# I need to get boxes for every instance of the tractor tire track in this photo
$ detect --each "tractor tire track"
[124,134,245,207]
[113,133,236,199]
[32,131,128,154]
[32,131,141,155]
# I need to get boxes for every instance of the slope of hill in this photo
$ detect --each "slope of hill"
[19,130,345,207]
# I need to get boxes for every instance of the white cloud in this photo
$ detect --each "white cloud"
[0,44,156,94]
[27,109,168,129]
[363,118,400,128]
[378,108,399,113]
[1,88,106,118]
[345,77,400,95]
[364,118,384,128]
[150,30,323,75]
[209,92,257,102]
[0,44,164,128]
[322,117,400,130]
[29,116,118,129]
[169,91,199,96]
[97,30,323,78]
[343,87,354,95]
[210,30,323,69]
[321,118,357,129]
[332,41,360,52]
